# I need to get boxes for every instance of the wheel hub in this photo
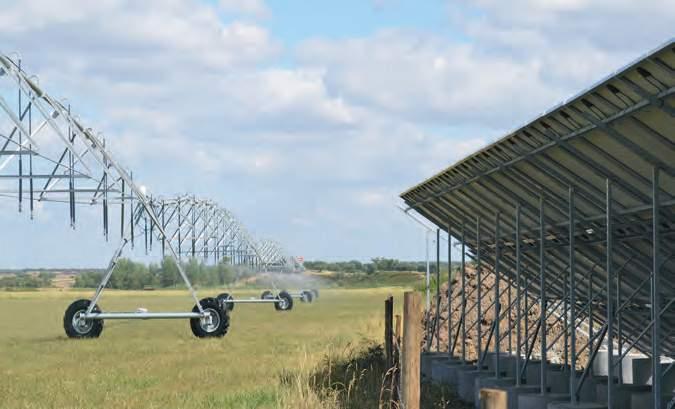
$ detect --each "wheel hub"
[72,310,94,334]
[199,308,220,333]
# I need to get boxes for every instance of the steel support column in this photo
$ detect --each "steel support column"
[476,216,482,367]
[539,195,548,395]
[606,179,615,408]
[652,167,662,409]
[461,220,467,364]
[515,204,522,386]
[436,227,441,352]
[448,219,453,357]
[569,187,578,404]
[426,229,430,311]
[494,212,502,379]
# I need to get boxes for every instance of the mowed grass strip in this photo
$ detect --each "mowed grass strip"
[0,288,405,409]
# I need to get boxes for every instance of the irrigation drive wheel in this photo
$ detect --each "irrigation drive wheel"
[261,290,274,300]
[274,291,294,311]
[217,292,235,312]
[301,290,313,303]
[63,299,104,339]
[190,297,230,338]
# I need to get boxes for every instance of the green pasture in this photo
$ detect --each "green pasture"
[0,288,406,409]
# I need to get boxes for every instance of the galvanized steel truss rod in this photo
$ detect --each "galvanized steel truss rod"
[0,57,202,312]
[428,200,580,364]
[0,54,295,318]
[422,194,672,350]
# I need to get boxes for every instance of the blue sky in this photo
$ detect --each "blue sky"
[0,0,672,268]
[264,1,452,43]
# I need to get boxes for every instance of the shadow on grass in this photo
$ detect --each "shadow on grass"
[280,343,471,409]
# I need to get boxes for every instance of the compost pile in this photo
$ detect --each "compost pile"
[423,265,591,368]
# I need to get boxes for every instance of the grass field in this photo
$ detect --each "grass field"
[0,287,406,409]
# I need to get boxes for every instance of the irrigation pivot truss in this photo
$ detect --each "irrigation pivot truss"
[401,39,674,408]
[0,53,296,338]
[144,195,293,269]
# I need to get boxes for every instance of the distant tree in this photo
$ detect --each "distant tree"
[74,271,102,288]
[185,258,202,284]
[37,272,55,287]
[160,257,179,288]
[215,261,235,285]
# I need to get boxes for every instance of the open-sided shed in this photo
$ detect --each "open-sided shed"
[401,39,674,408]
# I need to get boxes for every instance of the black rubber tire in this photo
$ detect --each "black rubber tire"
[261,290,274,300]
[311,289,319,299]
[190,297,229,338]
[274,291,293,311]
[63,299,104,339]
[302,290,313,303]
[216,292,235,311]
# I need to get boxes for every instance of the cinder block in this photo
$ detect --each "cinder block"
[485,352,520,378]
[525,360,543,385]
[593,350,638,380]
[522,362,573,394]
[630,391,675,409]
[629,361,675,391]
[547,369,571,394]
[547,402,607,409]
[421,352,453,381]
[430,358,463,384]
[518,393,569,409]
[504,385,541,409]
[459,370,493,403]
[622,356,649,385]
[595,383,651,409]
[577,375,601,402]
[444,364,482,387]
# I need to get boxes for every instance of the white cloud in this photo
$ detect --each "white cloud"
[219,0,270,18]
[215,68,358,130]
[0,0,673,266]
[452,1,674,62]
[297,30,565,129]
[296,1,673,133]
[354,189,393,208]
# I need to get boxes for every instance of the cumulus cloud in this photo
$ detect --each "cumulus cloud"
[298,31,565,129]
[219,0,270,18]
[0,0,672,265]
[451,0,674,79]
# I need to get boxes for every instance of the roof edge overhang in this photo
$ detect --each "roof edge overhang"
[400,37,675,202]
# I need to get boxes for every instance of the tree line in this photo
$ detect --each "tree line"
[0,272,54,288]
[303,258,459,274]
[73,258,241,290]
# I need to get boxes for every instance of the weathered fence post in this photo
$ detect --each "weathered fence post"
[402,291,422,409]
[385,295,394,367]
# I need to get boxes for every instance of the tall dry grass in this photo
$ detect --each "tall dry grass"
[278,341,470,409]
[278,343,397,409]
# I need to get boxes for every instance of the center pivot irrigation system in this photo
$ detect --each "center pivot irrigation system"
[0,54,304,339]
[216,288,319,314]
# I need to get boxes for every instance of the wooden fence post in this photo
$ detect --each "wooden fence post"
[402,291,422,409]
[385,295,394,367]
